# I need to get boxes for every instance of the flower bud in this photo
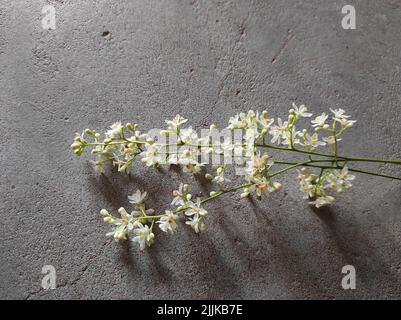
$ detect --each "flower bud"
[186,194,192,201]
[126,123,135,132]
[205,173,213,180]
[160,130,170,136]
[100,209,109,216]
[103,217,114,223]
[118,207,128,217]
[210,191,218,197]
[183,184,189,193]
[117,233,126,241]
[71,141,81,149]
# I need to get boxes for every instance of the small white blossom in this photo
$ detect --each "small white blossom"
[245,152,273,176]
[227,114,243,130]
[311,113,329,127]
[104,207,136,241]
[310,195,335,208]
[299,181,314,199]
[269,118,288,145]
[322,136,341,145]
[248,177,282,197]
[180,127,198,144]
[302,132,326,149]
[105,122,124,139]
[132,223,155,250]
[157,210,178,234]
[291,103,313,118]
[330,108,356,128]
[327,166,355,192]
[185,198,208,217]
[171,183,186,206]
[166,114,188,132]
[185,214,205,233]
[141,143,163,166]
[128,190,147,205]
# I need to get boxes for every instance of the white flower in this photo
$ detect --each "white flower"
[212,166,230,185]
[322,136,341,145]
[244,127,259,143]
[175,148,204,173]
[185,198,208,217]
[327,166,355,192]
[141,143,163,166]
[338,166,355,183]
[132,223,155,250]
[166,114,188,132]
[105,122,123,138]
[282,127,301,146]
[330,108,348,120]
[330,108,356,128]
[171,183,186,206]
[311,113,328,127]
[213,142,234,155]
[128,190,147,205]
[248,177,282,197]
[291,103,312,118]
[296,168,313,184]
[180,127,198,144]
[309,195,335,208]
[227,114,243,130]
[259,111,274,129]
[245,152,273,176]
[185,214,205,233]
[269,118,288,145]
[157,210,178,234]
[299,181,314,199]
[227,110,258,130]
[105,207,136,241]
[303,132,325,149]
[182,162,203,174]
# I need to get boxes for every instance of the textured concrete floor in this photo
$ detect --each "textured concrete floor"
[1,0,401,299]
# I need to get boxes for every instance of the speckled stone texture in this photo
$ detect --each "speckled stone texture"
[1,0,401,299]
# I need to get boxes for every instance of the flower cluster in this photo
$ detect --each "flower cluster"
[296,166,355,208]
[100,185,209,250]
[72,103,401,250]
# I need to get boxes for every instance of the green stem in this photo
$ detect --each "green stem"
[201,183,254,204]
[269,161,311,178]
[273,160,401,181]
[257,143,401,165]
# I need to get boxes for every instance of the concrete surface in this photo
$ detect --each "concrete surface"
[1,0,401,299]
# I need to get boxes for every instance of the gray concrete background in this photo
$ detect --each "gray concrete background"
[1,0,401,299]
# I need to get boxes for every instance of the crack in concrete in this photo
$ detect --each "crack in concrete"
[271,30,295,64]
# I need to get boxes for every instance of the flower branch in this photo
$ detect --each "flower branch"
[71,104,401,250]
